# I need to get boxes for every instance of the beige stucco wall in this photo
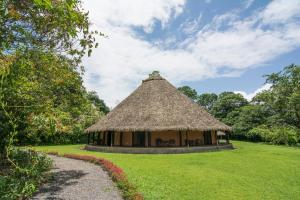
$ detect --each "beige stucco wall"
[150,131,180,146]
[186,131,204,145]
[114,132,120,146]
[122,132,132,146]
[211,130,217,145]
[99,132,105,145]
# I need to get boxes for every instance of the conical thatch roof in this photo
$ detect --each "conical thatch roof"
[85,71,231,133]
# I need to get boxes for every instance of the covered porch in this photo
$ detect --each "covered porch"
[86,130,230,147]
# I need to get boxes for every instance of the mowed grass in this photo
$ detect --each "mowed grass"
[34,141,300,200]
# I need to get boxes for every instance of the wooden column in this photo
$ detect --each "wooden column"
[97,132,100,145]
[179,131,182,146]
[132,132,134,147]
[99,132,102,145]
[148,132,151,147]
[92,133,95,144]
[120,132,123,146]
[186,131,189,148]
[111,132,113,147]
[103,132,106,145]
[145,132,148,147]
[113,132,115,146]
[226,133,229,144]
[212,130,214,145]
[87,133,90,144]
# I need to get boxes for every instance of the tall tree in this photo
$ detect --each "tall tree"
[87,91,110,114]
[1,50,102,145]
[0,0,101,157]
[178,86,198,101]
[211,92,248,120]
[228,105,271,138]
[0,0,100,63]
[264,64,300,128]
[197,93,218,111]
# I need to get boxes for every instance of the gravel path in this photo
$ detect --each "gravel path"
[31,155,123,200]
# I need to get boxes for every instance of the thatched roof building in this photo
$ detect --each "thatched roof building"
[86,72,230,132]
[85,71,231,150]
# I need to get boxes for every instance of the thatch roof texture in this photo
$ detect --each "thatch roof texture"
[85,72,231,133]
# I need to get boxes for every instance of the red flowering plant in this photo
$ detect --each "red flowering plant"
[46,151,59,156]
[59,153,143,200]
[97,158,125,181]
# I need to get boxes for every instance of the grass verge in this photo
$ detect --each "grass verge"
[34,141,300,200]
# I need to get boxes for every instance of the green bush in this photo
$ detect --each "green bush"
[246,126,266,141]
[271,127,299,145]
[0,148,52,200]
[248,125,299,145]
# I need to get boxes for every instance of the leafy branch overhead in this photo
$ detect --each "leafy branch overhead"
[0,0,103,65]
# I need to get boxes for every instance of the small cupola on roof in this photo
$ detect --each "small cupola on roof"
[143,71,165,82]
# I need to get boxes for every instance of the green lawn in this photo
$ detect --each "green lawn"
[34,141,300,200]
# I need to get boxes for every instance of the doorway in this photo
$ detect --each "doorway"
[203,131,212,145]
[133,132,145,147]
[107,131,114,146]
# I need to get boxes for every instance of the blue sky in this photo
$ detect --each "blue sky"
[82,0,300,107]
[191,47,300,95]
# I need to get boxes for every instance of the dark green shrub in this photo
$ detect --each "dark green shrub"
[270,127,298,145]
[246,127,264,141]
[248,125,299,145]
[0,148,52,200]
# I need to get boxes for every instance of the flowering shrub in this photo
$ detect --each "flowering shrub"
[55,153,143,200]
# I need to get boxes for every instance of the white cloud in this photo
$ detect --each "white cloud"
[234,83,272,101]
[83,0,185,32]
[82,0,300,107]
[186,1,300,70]
[261,0,300,24]
[179,14,202,35]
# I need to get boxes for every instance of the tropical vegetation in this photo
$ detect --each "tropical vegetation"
[179,64,300,145]
[0,148,52,200]
[0,0,105,198]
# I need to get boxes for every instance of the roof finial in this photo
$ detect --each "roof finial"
[143,70,164,82]
[149,70,160,78]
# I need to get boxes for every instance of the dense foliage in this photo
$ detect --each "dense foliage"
[178,86,198,101]
[0,1,109,198]
[0,0,100,63]
[1,51,105,147]
[197,93,218,111]
[179,64,300,145]
[87,91,110,114]
[0,148,52,199]
[0,0,107,158]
